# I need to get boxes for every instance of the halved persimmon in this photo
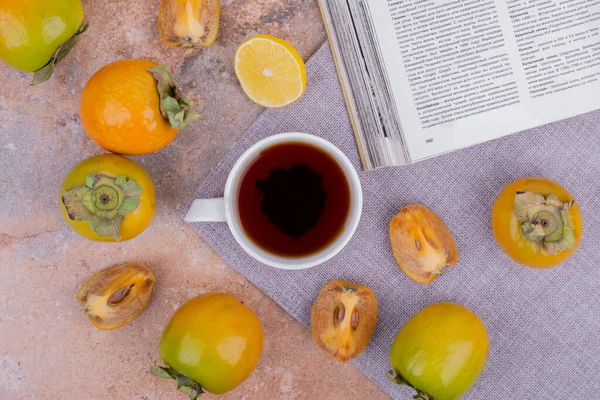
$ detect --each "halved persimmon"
[310,281,377,363]
[158,0,220,49]
[77,263,155,330]
[389,205,458,284]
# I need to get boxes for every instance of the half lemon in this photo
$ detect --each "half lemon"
[234,34,307,108]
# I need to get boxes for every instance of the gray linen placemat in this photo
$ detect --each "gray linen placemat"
[183,43,600,399]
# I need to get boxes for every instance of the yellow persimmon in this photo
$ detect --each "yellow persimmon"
[59,154,156,242]
[152,293,264,397]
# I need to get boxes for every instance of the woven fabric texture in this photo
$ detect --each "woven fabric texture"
[183,43,600,399]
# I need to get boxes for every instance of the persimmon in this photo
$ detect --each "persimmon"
[492,176,582,268]
[0,0,86,84]
[389,205,458,284]
[77,263,155,330]
[310,281,378,362]
[158,0,220,49]
[59,154,156,242]
[152,293,264,397]
[80,59,199,156]
[388,303,489,400]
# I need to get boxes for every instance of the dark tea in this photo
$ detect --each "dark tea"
[237,142,351,257]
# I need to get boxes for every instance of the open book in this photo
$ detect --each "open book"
[318,0,600,170]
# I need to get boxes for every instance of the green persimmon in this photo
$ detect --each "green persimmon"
[388,303,489,400]
[0,0,86,84]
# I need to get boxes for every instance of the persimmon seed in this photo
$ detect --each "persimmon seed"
[351,309,360,331]
[108,284,134,306]
[334,304,345,325]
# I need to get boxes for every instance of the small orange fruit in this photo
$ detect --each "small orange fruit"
[492,176,582,268]
[310,281,378,363]
[389,205,458,284]
[80,59,199,156]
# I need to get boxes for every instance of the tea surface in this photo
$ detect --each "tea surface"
[238,142,351,257]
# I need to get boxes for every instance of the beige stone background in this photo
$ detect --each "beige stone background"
[0,1,389,399]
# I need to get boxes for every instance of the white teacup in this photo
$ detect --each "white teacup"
[184,132,363,270]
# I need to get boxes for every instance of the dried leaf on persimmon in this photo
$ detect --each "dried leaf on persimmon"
[389,205,458,284]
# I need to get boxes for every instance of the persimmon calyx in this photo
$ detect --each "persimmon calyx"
[31,23,89,86]
[514,191,576,254]
[148,65,200,129]
[150,365,205,399]
[62,173,143,240]
[387,370,435,400]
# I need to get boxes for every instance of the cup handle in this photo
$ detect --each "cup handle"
[184,198,227,222]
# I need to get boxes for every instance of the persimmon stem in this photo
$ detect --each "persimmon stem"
[387,370,435,400]
[61,173,143,240]
[151,364,205,400]
[513,191,576,255]
[148,66,200,129]
[32,23,89,85]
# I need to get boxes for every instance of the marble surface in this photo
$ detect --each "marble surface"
[0,1,388,399]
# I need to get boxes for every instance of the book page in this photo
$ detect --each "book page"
[368,0,600,161]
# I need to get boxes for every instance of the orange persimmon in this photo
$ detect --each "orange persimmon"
[80,59,199,156]
[492,176,582,268]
